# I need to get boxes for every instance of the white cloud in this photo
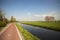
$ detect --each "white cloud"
[27,12,31,15]
[16,11,60,21]
[34,15,41,17]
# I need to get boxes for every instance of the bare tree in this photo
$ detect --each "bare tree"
[0,8,4,21]
[10,16,16,22]
[0,8,8,22]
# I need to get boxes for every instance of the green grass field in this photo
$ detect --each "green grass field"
[21,21,60,31]
[16,23,40,40]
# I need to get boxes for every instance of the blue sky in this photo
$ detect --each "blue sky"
[0,0,60,21]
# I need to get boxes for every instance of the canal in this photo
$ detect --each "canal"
[20,23,60,40]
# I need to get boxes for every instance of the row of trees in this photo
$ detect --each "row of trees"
[0,8,16,27]
[0,8,8,27]
[0,8,16,22]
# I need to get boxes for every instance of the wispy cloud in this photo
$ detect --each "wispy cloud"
[7,11,60,21]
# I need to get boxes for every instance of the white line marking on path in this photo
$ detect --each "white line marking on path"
[15,25,23,40]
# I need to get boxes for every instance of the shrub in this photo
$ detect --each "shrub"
[0,21,6,27]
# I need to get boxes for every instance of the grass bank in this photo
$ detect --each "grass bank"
[0,21,7,31]
[21,21,60,31]
[16,23,40,40]
[0,21,6,27]
[0,27,4,31]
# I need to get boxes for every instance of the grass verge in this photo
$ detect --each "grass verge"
[16,23,40,40]
[0,27,4,31]
[0,21,7,31]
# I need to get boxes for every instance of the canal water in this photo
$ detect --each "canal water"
[20,24,60,40]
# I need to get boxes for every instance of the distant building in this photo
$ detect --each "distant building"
[45,16,55,21]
